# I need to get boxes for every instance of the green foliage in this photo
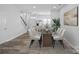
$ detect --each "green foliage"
[52,18,60,32]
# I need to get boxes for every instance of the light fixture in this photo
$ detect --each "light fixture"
[53,6,57,8]
[30,17,36,19]
[33,6,36,8]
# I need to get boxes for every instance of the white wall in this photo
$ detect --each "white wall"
[60,4,79,52]
[0,5,26,44]
[51,10,60,19]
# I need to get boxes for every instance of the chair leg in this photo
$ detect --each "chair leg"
[38,35,42,48]
[59,40,64,48]
[38,40,42,48]
[53,40,55,48]
[51,36,55,48]
[29,40,34,48]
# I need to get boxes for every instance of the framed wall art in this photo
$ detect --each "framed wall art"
[64,7,78,26]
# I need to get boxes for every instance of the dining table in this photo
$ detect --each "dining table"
[41,30,54,47]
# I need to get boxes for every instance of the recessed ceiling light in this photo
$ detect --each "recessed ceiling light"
[53,6,57,8]
[33,6,36,8]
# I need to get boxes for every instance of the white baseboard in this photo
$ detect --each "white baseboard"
[75,48,79,53]
[64,38,79,53]
[0,31,26,45]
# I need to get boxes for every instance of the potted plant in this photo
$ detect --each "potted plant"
[52,18,60,32]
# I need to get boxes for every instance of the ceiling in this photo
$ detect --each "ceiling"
[11,4,65,12]
[0,4,65,13]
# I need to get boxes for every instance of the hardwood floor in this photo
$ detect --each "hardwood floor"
[0,33,77,54]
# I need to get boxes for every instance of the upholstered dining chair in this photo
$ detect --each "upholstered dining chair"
[52,28,65,48]
[29,27,42,48]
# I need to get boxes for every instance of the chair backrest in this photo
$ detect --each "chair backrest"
[56,28,63,34]
[28,28,35,37]
[35,25,41,32]
[60,28,65,38]
[56,28,61,33]
[29,27,41,37]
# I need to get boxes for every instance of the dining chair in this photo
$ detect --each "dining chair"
[52,28,65,48]
[29,27,42,48]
